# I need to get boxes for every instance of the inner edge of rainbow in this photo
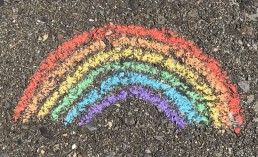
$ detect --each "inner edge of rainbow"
[14,24,244,132]
[63,70,203,125]
[78,85,187,129]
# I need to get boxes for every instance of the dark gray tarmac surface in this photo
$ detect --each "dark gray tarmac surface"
[0,0,258,156]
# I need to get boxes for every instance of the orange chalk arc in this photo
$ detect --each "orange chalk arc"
[13,24,244,133]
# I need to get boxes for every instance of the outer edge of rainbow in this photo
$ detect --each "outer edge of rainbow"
[13,23,244,132]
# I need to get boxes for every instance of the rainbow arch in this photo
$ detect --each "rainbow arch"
[13,24,244,133]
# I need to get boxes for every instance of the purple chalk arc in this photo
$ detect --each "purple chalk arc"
[78,86,187,128]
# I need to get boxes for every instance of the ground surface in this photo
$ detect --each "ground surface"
[0,0,258,156]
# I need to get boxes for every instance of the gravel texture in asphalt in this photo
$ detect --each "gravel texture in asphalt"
[0,0,258,156]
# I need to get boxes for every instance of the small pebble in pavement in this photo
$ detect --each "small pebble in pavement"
[72,144,77,150]
[145,149,151,154]
[238,81,250,93]
[143,149,152,157]
[86,122,98,132]
[154,135,164,141]
[39,127,53,139]
[124,117,136,126]
[157,15,166,25]
[107,121,113,129]
[253,101,258,112]
[246,95,254,103]
[53,144,60,152]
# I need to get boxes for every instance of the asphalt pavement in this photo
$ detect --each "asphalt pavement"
[0,0,258,156]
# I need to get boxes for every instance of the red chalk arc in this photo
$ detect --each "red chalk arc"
[13,24,244,133]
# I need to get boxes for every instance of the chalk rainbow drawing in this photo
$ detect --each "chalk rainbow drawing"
[13,24,244,133]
